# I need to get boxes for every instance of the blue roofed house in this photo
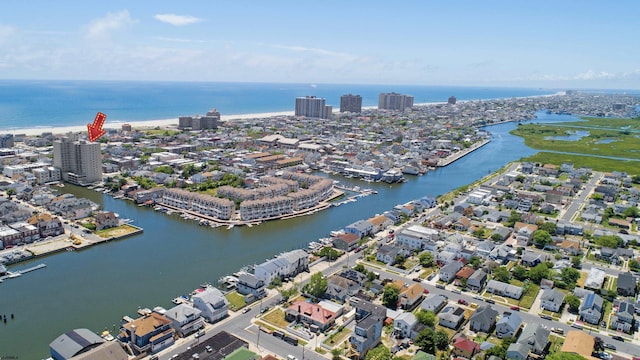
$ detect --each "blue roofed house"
[164,303,204,337]
[469,305,498,333]
[580,293,604,325]
[192,287,229,324]
[345,220,374,239]
[495,312,522,338]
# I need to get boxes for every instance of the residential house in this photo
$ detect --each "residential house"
[285,301,337,332]
[399,283,424,310]
[486,280,523,300]
[393,312,418,339]
[579,293,604,325]
[192,287,229,324]
[236,273,266,301]
[438,305,466,329]
[507,323,549,359]
[513,222,538,246]
[495,312,522,339]
[349,300,386,359]
[617,272,637,297]
[490,227,512,242]
[452,336,480,359]
[521,251,547,267]
[27,214,64,238]
[332,232,360,252]
[164,303,204,337]
[584,267,606,290]
[118,312,174,355]
[452,216,471,231]
[439,261,464,283]
[475,241,496,258]
[395,225,439,250]
[344,220,373,239]
[94,211,119,230]
[326,275,361,303]
[254,249,308,284]
[610,301,635,333]
[469,305,498,333]
[50,328,106,360]
[367,214,393,233]
[420,294,447,314]
[455,267,475,286]
[489,244,517,263]
[540,288,565,313]
[376,244,409,265]
[8,221,39,243]
[467,270,488,292]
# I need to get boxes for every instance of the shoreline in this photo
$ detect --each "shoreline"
[0,92,565,137]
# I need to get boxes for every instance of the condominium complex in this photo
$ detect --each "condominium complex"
[378,92,414,111]
[0,134,14,148]
[295,96,332,119]
[340,94,363,113]
[161,189,235,220]
[178,108,220,130]
[53,137,102,185]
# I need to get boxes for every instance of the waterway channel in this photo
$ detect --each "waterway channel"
[0,112,579,359]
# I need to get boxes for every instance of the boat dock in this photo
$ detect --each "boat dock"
[0,263,46,283]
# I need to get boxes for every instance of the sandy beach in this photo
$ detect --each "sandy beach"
[0,110,296,137]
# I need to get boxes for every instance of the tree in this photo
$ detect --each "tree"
[382,284,400,308]
[511,265,528,281]
[529,263,551,284]
[485,336,514,359]
[394,254,406,267]
[366,344,391,360]
[538,222,557,235]
[571,256,582,269]
[331,348,342,360]
[419,251,434,267]
[532,230,552,247]
[560,267,580,286]
[415,327,436,354]
[354,263,365,273]
[6,188,15,198]
[493,266,511,283]
[593,235,623,248]
[303,272,327,299]
[565,294,581,312]
[416,310,436,327]
[505,211,522,227]
[630,259,640,272]
[623,206,640,218]
[468,256,482,269]
[491,233,504,242]
[434,329,450,350]
[472,228,485,239]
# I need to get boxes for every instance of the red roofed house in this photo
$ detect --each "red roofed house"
[285,301,337,332]
[452,336,480,359]
[332,233,360,252]
[455,266,475,287]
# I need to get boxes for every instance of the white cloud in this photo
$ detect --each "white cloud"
[0,24,17,44]
[152,36,207,43]
[154,14,203,26]
[574,69,614,80]
[86,10,135,40]
[270,44,353,59]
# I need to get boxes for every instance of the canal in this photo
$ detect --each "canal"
[0,112,576,359]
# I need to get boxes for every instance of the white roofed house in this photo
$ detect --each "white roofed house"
[192,287,229,324]
[164,303,204,337]
[393,312,418,339]
[236,272,266,301]
[8,221,39,243]
[486,280,523,300]
[395,225,439,251]
[345,220,374,239]
[584,267,606,290]
[254,249,309,285]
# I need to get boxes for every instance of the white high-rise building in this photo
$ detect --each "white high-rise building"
[295,96,332,119]
[53,137,102,185]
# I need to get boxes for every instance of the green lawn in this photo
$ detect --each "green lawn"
[323,327,352,346]
[547,334,565,355]
[94,224,140,238]
[521,152,640,175]
[261,308,290,329]
[519,283,540,309]
[225,291,246,311]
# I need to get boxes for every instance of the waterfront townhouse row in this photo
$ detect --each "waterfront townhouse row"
[217,182,291,202]
[239,178,333,221]
[0,213,64,248]
[254,249,309,284]
[161,188,235,220]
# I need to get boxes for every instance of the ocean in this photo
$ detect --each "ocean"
[0,80,558,131]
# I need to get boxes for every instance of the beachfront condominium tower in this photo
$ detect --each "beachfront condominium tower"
[378,92,414,111]
[295,96,332,119]
[340,94,363,113]
[178,108,220,130]
[53,137,102,186]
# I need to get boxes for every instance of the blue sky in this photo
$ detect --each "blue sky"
[0,1,638,89]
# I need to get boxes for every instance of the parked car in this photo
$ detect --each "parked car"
[510,306,520,311]
[458,299,468,305]
[452,289,461,294]
[436,284,445,289]
[551,327,564,335]
[604,343,616,351]
[242,307,251,314]
[206,345,213,353]
[423,288,430,294]
[611,335,625,342]
[540,315,553,320]
[412,277,422,282]
[486,299,495,304]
